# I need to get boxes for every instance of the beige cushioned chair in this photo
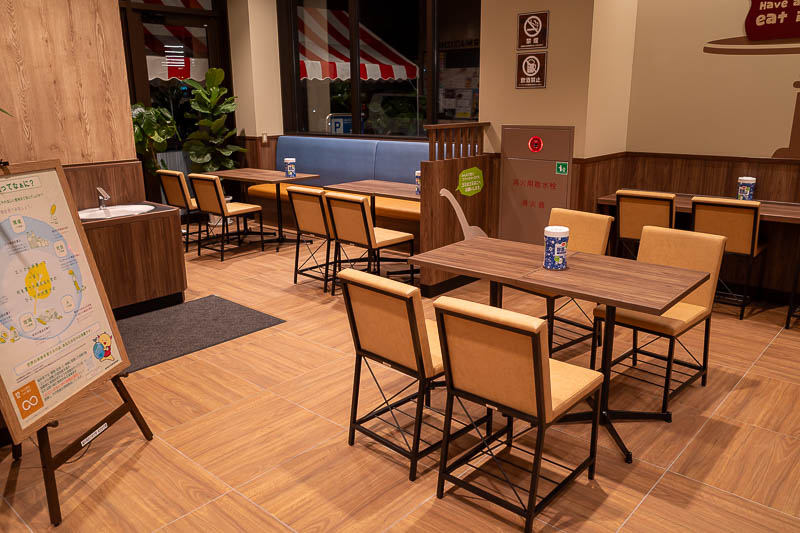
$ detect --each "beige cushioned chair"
[434,296,602,533]
[692,196,765,320]
[501,208,614,354]
[592,226,727,418]
[325,191,415,294]
[288,186,333,292]
[157,169,199,252]
[615,189,676,257]
[339,269,479,481]
[187,173,264,261]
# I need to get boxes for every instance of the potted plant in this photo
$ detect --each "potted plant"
[182,68,246,172]
[131,104,180,201]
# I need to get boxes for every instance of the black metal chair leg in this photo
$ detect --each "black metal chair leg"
[409,380,426,481]
[523,424,546,533]
[701,316,711,386]
[588,390,600,479]
[348,354,362,446]
[632,328,638,366]
[589,318,599,370]
[788,264,799,329]
[259,212,265,251]
[185,219,190,252]
[293,232,301,285]
[661,337,676,417]
[220,217,226,262]
[546,297,555,354]
[331,242,341,296]
[324,239,332,293]
[197,221,204,257]
[740,256,754,320]
[436,392,455,498]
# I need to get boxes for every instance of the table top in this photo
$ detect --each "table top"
[209,168,319,184]
[409,237,709,315]
[324,180,420,201]
[597,191,800,225]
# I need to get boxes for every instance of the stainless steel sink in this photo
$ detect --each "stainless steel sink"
[78,204,155,220]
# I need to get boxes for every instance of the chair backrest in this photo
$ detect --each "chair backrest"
[548,208,614,255]
[433,296,553,421]
[691,197,760,256]
[616,189,676,241]
[157,169,193,210]
[187,174,227,216]
[288,186,329,238]
[325,191,375,247]
[338,268,435,377]
[637,226,727,311]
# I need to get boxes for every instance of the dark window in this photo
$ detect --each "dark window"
[278,0,480,138]
[119,1,232,148]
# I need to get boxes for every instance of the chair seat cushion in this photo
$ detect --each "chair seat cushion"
[374,197,420,221]
[374,227,414,248]
[593,302,709,336]
[425,319,444,377]
[549,359,603,420]
[247,183,322,201]
[227,202,262,216]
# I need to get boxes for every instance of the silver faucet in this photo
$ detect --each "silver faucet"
[97,187,111,208]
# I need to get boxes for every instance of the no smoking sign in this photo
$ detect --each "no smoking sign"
[517,11,549,49]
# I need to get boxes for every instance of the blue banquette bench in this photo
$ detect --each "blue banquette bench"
[247,136,427,222]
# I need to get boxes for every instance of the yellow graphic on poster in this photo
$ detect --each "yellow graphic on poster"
[0,167,127,432]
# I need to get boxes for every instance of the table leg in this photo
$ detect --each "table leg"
[489,281,503,308]
[599,306,633,463]
[275,183,284,250]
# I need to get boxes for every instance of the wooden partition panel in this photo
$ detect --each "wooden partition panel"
[420,154,500,287]
[573,152,800,295]
[0,0,135,165]
[241,135,281,170]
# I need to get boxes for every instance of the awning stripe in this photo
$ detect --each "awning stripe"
[298,7,418,82]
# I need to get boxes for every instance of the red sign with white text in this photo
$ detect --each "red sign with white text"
[745,0,800,41]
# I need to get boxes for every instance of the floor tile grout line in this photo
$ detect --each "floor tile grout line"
[713,411,800,441]
[2,495,34,533]
[614,325,784,532]
[380,493,435,533]
[151,491,230,532]
[669,470,800,523]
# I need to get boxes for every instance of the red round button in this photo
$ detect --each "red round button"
[528,136,543,152]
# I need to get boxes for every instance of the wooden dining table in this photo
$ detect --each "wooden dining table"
[323,179,419,222]
[208,168,319,248]
[597,191,800,224]
[409,237,709,463]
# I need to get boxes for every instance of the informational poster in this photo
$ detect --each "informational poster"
[745,0,800,41]
[516,52,548,89]
[0,161,128,441]
[517,11,549,49]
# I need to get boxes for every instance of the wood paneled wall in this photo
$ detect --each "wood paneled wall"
[420,154,500,287]
[572,152,800,294]
[0,0,136,165]
[570,152,800,213]
[63,160,146,210]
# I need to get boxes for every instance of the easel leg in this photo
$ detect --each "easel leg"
[112,376,153,440]
[37,425,62,526]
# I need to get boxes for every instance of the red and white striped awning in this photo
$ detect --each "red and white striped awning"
[143,21,210,81]
[298,7,418,82]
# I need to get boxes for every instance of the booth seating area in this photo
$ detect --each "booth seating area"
[247,136,427,234]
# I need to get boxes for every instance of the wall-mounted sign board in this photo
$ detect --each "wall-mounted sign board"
[516,52,548,89]
[499,125,574,245]
[745,0,800,40]
[517,11,549,49]
[0,160,130,442]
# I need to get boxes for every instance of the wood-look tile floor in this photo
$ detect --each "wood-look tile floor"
[2,238,800,532]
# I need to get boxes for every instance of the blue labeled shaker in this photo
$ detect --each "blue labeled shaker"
[543,226,569,270]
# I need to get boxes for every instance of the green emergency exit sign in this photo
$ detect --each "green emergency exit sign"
[556,162,568,175]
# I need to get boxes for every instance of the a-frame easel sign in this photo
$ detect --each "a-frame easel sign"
[0,160,151,526]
